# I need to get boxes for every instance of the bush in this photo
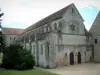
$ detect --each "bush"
[2,44,35,70]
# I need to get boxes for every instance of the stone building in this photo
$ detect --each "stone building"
[2,28,24,46]
[89,11,100,62]
[2,3,93,68]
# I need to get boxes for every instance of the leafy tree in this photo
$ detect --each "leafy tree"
[0,31,4,65]
[0,31,5,52]
[0,10,4,53]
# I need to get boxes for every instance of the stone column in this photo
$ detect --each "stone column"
[74,53,77,64]
[44,42,50,68]
[67,53,70,66]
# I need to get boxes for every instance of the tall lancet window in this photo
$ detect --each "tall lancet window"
[54,23,57,29]
[95,39,98,44]
[72,7,74,13]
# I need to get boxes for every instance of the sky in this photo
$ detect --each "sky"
[0,0,100,30]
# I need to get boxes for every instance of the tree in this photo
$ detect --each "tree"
[0,31,5,52]
[0,9,4,53]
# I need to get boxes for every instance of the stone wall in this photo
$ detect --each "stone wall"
[54,45,87,67]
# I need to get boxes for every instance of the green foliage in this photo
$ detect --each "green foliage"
[0,10,4,52]
[2,44,35,70]
[0,31,5,52]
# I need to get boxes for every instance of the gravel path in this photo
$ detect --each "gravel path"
[46,63,100,75]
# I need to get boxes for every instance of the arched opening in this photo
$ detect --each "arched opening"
[70,52,74,65]
[77,52,81,64]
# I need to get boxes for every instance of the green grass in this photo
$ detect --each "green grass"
[0,68,57,75]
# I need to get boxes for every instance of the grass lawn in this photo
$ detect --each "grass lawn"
[0,68,57,75]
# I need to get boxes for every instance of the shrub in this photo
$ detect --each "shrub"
[2,44,35,70]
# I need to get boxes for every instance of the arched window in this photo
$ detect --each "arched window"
[59,21,62,29]
[54,23,57,29]
[14,37,15,40]
[95,39,97,44]
[41,45,43,55]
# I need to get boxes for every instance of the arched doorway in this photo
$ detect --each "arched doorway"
[70,52,74,65]
[77,52,81,64]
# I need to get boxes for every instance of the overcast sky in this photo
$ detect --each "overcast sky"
[0,0,100,30]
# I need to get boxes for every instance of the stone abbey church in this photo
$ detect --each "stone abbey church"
[1,3,100,68]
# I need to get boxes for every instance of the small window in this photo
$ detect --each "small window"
[41,45,43,55]
[59,21,62,28]
[72,7,74,13]
[14,37,15,40]
[54,23,57,29]
[95,39,97,44]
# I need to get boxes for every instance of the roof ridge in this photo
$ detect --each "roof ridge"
[22,3,73,34]
[89,10,100,32]
[2,27,24,35]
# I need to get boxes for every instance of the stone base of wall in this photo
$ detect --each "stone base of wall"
[51,45,92,68]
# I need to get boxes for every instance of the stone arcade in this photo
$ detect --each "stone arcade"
[1,3,99,68]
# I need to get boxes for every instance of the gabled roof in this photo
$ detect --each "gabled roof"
[22,3,74,34]
[2,27,24,35]
[20,3,85,42]
[89,11,100,35]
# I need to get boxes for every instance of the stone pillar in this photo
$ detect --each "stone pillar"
[44,42,50,68]
[67,53,70,66]
[74,53,77,64]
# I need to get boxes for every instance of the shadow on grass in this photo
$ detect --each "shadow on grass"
[0,68,58,75]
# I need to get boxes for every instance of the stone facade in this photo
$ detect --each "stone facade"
[2,3,93,68]
[89,11,100,62]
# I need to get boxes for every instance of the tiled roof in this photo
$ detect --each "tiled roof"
[22,3,73,34]
[2,27,24,35]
